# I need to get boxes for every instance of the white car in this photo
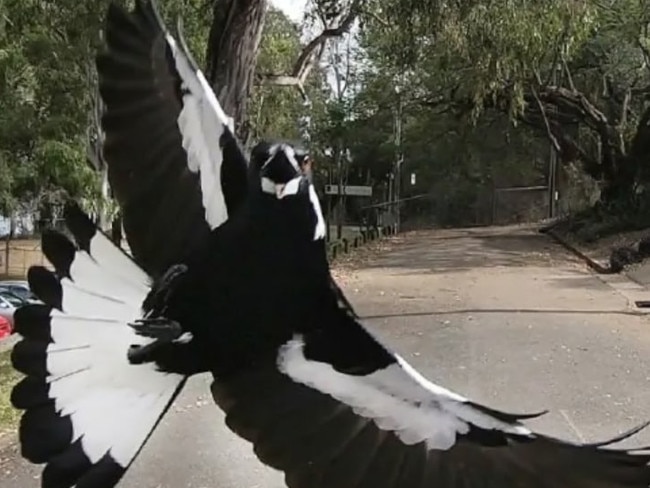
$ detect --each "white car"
[0,290,26,325]
[0,280,40,304]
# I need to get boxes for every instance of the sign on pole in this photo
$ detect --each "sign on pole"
[324,185,373,197]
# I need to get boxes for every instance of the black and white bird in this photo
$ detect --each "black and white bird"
[94,0,354,315]
[9,1,650,488]
[11,141,650,488]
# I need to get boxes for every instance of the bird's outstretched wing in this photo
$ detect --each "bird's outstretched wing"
[12,203,187,488]
[212,300,650,488]
[97,0,248,278]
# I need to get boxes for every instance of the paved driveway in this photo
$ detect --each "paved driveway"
[2,225,650,487]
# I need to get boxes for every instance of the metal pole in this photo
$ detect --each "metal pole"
[548,64,559,219]
[326,170,332,242]
[394,84,403,233]
[336,145,343,240]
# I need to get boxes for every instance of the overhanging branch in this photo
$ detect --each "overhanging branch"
[257,0,363,99]
[531,87,561,154]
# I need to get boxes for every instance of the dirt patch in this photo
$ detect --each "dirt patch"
[330,233,415,285]
[552,227,650,266]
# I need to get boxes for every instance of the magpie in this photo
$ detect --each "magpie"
[11,135,650,488]
[9,1,650,488]
[94,0,355,317]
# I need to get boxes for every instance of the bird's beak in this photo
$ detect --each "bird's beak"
[277,176,306,199]
[261,176,307,199]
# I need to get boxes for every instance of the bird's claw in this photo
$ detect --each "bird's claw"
[128,317,183,342]
[143,263,189,314]
[127,342,158,364]
[158,264,188,294]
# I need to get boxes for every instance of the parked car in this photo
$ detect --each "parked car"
[0,280,40,304]
[0,290,27,326]
[0,315,11,340]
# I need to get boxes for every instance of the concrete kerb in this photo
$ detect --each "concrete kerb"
[542,228,610,273]
[327,226,395,261]
[541,227,650,313]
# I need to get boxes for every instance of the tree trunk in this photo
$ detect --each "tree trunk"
[205,0,268,142]
[4,213,14,276]
[599,156,638,206]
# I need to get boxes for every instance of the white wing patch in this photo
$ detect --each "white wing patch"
[308,184,326,241]
[30,231,185,468]
[277,334,531,450]
[164,32,231,230]
[49,260,183,466]
[277,176,327,241]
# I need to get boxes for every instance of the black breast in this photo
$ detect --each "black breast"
[174,195,329,378]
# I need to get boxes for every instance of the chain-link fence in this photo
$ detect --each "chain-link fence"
[492,186,549,225]
[0,239,50,279]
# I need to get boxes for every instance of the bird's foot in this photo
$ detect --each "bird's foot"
[128,317,183,341]
[127,341,160,364]
[143,263,188,314]
[127,316,184,365]
[157,264,188,294]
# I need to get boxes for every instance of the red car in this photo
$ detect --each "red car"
[0,314,11,340]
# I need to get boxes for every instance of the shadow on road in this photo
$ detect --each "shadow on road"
[364,228,565,272]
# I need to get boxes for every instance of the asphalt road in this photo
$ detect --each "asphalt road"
[3,225,650,487]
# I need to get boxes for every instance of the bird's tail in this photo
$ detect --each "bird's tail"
[10,203,186,488]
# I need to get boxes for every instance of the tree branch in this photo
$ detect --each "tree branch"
[360,7,388,27]
[618,88,631,155]
[638,38,650,72]
[257,0,363,98]
[560,52,576,92]
[531,87,561,153]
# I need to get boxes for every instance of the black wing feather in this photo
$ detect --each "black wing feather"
[210,297,650,488]
[97,0,248,279]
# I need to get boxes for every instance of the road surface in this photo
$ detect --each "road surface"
[2,225,650,487]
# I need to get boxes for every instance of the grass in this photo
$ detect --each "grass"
[0,349,20,436]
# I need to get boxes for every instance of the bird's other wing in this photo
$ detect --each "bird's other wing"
[11,203,187,488]
[212,306,650,488]
[96,0,248,278]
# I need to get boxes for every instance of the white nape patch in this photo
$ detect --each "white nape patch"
[281,144,301,172]
[164,32,231,231]
[275,177,326,241]
[277,335,531,451]
[308,185,326,240]
[45,231,185,467]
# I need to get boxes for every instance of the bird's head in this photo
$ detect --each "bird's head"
[253,142,311,199]
[251,142,326,240]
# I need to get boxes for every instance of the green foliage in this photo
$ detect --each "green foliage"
[0,0,111,211]
[0,0,214,215]
[346,0,650,227]
[249,9,306,141]
[249,7,330,144]
[0,349,21,433]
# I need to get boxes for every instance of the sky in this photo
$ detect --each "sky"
[270,0,308,23]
